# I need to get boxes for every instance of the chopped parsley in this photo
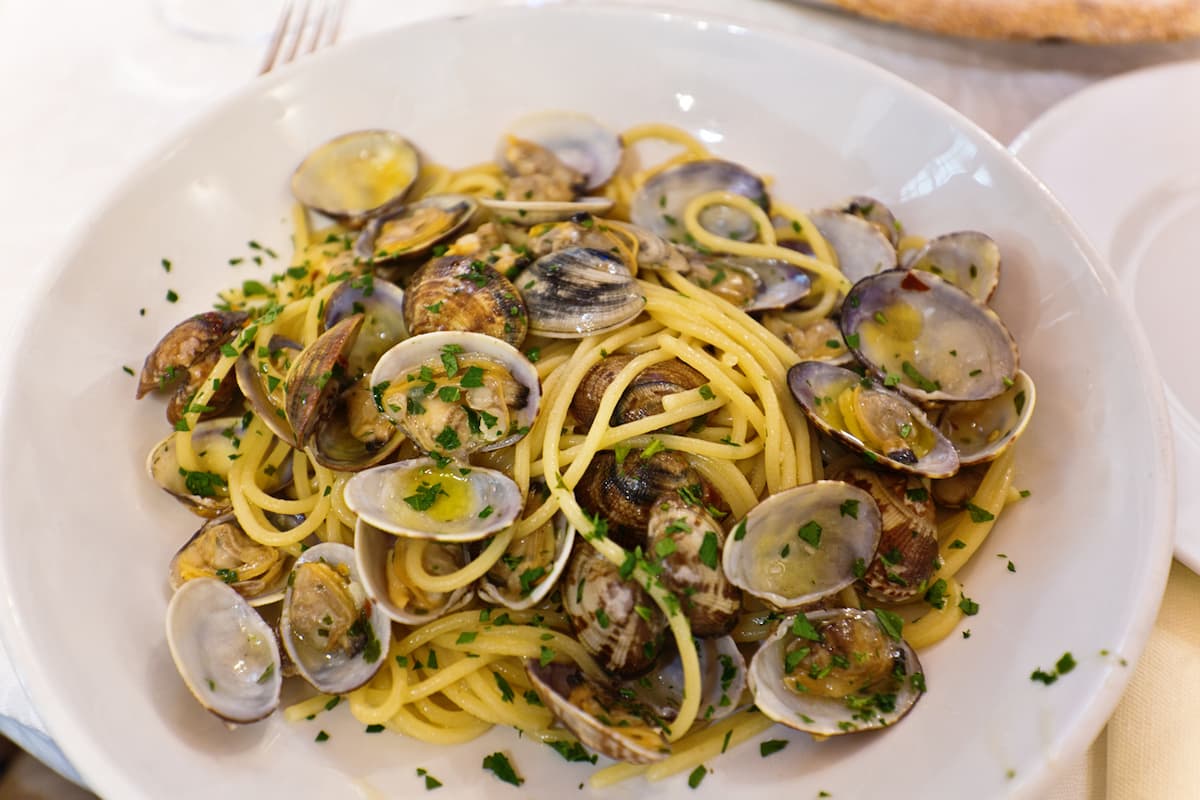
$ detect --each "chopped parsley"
[687,765,708,789]
[698,531,719,569]
[315,730,330,742]
[698,384,715,400]
[797,520,822,548]
[549,740,597,764]
[404,481,447,512]
[481,752,523,786]
[966,503,995,523]
[875,609,904,639]
[759,739,788,757]
[839,499,859,518]
[958,595,980,616]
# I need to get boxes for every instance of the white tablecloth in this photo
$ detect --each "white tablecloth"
[2,0,1197,795]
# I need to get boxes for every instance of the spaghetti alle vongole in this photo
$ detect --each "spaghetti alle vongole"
[146,111,1035,788]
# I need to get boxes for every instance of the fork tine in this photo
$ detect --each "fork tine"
[282,0,312,65]
[306,2,328,55]
[324,0,347,48]
[258,0,295,75]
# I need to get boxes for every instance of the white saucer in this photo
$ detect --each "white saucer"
[1012,59,1200,571]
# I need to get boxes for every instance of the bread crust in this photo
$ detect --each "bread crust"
[816,0,1200,43]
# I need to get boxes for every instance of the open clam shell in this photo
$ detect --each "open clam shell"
[290,130,420,226]
[370,330,541,456]
[902,231,1001,302]
[631,159,767,243]
[808,208,898,283]
[748,608,924,736]
[513,247,644,338]
[279,543,391,695]
[169,514,293,607]
[525,661,670,764]
[355,194,478,263]
[235,336,302,448]
[788,361,961,478]
[344,458,523,541]
[500,111,622,190]
[323,277,409,377]
[722,481,881,609]
[478,512,576,610]
[629,635,746,725]
[836,196,902,247]
[840,269,1018,403]
[355,519,474,624]
[165,578,282,724]
[937,369,1036,465]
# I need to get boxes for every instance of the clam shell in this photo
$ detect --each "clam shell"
[343,458,523,541]
[788,361,961,479]
[629,635,746,724]
[402,255,527,348]
[323,277,409,377]
[646,494,741,638]
[721,481,881,609]
[525,661,670,764]
[478,512,576,610]
[513,247,644,338]
[809,208,898,283]
[355,194,478,263]
[279,543,391,694]
[836,196,902,247]
[562,545,667,678]
[840,269,1018,403]
[168,514,293,607]
[165,578,282,724]
[284,314,363,447]
[827,466,938,604]
[235,336,302,448]
[902,231,1001,302]
[631,159,767,243]
[355,519,474,624]
[137,310,248,425]
[290,130,419,226]
[574,449,707,542]
[748,608,924,736]
[369,330,541,455]
[571,355,708,435]
[500,111,622,190]
[937,369,1036,465]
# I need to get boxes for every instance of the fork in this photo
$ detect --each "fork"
[259,0,348,75]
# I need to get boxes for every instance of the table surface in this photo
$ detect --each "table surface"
[2,0,1197,796]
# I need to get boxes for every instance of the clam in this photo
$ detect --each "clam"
[236,336,302,448]
[499,111,622,191]
[788,361,960,478]
[631,160,767,243]
[343,457,523,541]
[827,465,938,604]
[479,489,576,609]
[931,464,987,508]
[527,218,628,259]
[165,578,282,724]
[645,494,741,638]
[840,269,1018,403]
[761,314,853,364]
[680,251,811,311]
[169,514,293,606]
[748,608,924,736]
[136,311,248,425]
[571,355,708,436]
[147,415,290,517]
[835,196,902,247]
[630,635,746,725]
[721,481,881,609]
[808,208,898,284]
[513,247,644,338]
[574,449,714,545]
[370,331,540,458]
[563,545,668,678]
[322,276,409,377]
[902,231,1001,302]
[290,130,420,226]
[354,194,478,264]
[284,315,405,471]
[401,255,528,348]
[279,542,391,694]
[355,519,474,624]
[525,661,670,764]
[936,369,1036,465]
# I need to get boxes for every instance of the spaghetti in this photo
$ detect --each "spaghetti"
[145,116,1031,789]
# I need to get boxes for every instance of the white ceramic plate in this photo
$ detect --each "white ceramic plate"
[0,6,1173,799]
[1011,60,1200,572]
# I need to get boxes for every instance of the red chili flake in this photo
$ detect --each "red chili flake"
[900,271,931,291]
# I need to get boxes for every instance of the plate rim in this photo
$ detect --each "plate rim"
[1010,56,1197,571]
[0,4,1176,798]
